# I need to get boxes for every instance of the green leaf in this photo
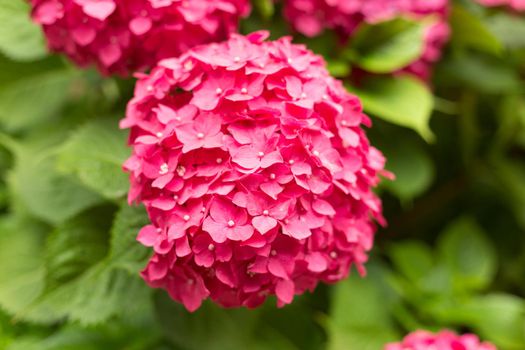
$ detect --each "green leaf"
[327,264,400,350]
[9,149,103,224]
[345,18,426,73]
[438,217,497,292]
[45,207,112,289]
[57,118,130,199]
[487,13,525,49]
[155,296,261,350]
[0,0,47,61]
[389,241,434,283]
[450,5,502,55]
[0,69,77,132]
[435,54,521,94]
[428,294,525,350]
[19,265,151,325]
[467,294,525,349]
[109,203,151,273]
[253,0,274,20]
[0,216,47,317]
[382,137,434,201]
[351,76,434,141]
[491,158,525,229]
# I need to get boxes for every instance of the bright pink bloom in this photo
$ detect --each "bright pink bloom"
[282,0,451,80]
[30,0,250,75]
[476,0,525,11]
[122,32,389,311]
[385,330,498,350]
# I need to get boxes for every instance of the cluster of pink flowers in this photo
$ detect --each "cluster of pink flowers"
[121,31,388,311]
[477,0,525,11]
[385,330,497,350]
[30,0,250,75]
[283,0,451,80]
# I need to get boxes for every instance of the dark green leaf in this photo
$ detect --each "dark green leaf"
[450,5,502,54]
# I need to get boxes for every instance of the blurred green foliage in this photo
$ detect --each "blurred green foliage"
[0,0,524,349]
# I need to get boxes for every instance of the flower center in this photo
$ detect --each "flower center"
[159,163,169,175]
[196,132,205,139]
[183,215,190,221]
[227,220,235,227]
[263,210,269,216]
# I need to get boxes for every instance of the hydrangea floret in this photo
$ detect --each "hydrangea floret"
[385,330,498,350]
[283,0,451,80]
[30,0,250,75]
[121,31,389,311]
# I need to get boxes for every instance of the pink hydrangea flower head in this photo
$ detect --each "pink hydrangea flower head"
[282,0,451,80]
[30,0,251,75]
[476,0,525,11]
[385,330,498,350]
[122,31,389,311]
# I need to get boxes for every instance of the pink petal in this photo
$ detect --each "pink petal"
[261,151,283,168]
[275,279,294,305]
[252,216,277,234]
[227,225,254,241]
[232,146,260,169]
[268,258,289,278]
[82,0,116,20]
[260,181,283,199]
[129,16,152,36]
[137,225,159,247]
[202,217,227,243]
[306,252,328,272]
[313,199,336,216]
[283,219,311,239]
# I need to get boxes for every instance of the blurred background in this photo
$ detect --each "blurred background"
[0,0,524,349]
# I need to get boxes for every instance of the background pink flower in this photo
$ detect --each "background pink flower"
[385,330,498,350]
[30,0,251,75]
[282,0,451,80]
[122,31,389,311]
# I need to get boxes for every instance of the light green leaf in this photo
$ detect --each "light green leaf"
[57,118,130,199]
[487,13,525,49]
[9,150,103,224]
[450,5,502,55]
[0,0,47,61]
[467,294,525,349]
[351,76,434,141]
[438,217,497,292]
[389,241,434,283]
[428,294,525,350]
[345,18,426,73]
[327,265,400,350]
[0,69,77,132]
[0,216,47,317]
